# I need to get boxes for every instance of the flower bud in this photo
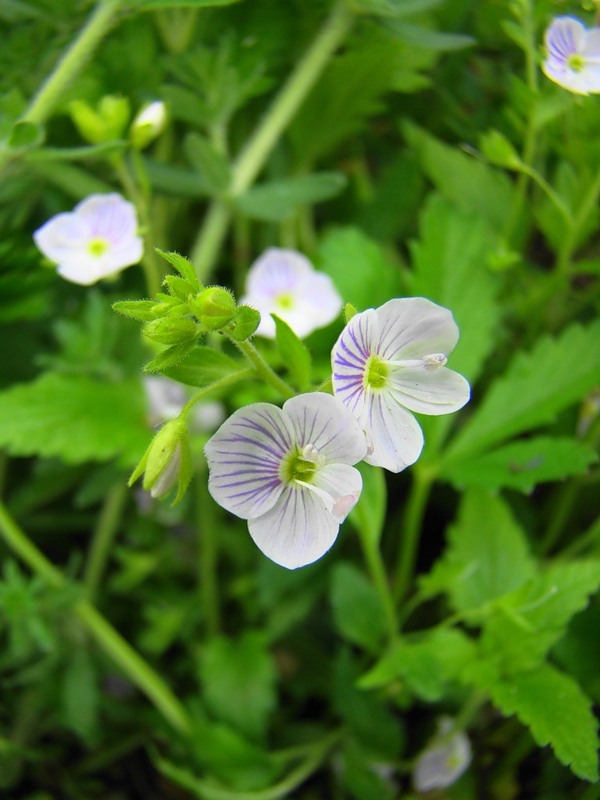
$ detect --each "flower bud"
[413,717,472,793]
[228,305,261,341]
[69,95,131,145]
[190,286,237,330]
[130,101,167,149]
[142,317,198,345]
[129,418,192,504]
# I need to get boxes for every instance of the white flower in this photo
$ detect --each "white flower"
[331,297,470,473]
[33,193,143,285]
[130,100,167,148]
[204,393,367,569]
[413,718,472,792]
[240,248,342,339]
[144,376,225,432]
[542,16,600,95]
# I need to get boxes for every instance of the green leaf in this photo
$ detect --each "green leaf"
[144,158,212,198]
[234,173,347,222]
[330,563,387,652]
[25,141,127,162]
[61,648,98,743]
[483,664,599,782]
[112,299,157,322]
[348,462,386,548]
[143,341,197,373]
[7,120,44,150]
[0,373,149,466]
[479,129,522,169]
[199,632,277,742]
[129,0,241,8]
[272,315,312,391]
[155,249,201,289]
[352,0,444,17]
[421,489,535,614]
[317,227,402,310]
[404,122,513,231]
[444,321,600,464]
[160,346,242,387]
[184,132,231,195]
[443,437,598,493]
[359,628,476,701]
[383,20,474,50]
[409,194,500,385]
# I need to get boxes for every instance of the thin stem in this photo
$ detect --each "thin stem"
[195,468,220,637]
[357,529,397,642]
[179,367,255,422]
[83,481,128,603]
[393,468,435,605]
[230,338,296,400]
[22,0,122,126]
[0,500,192,736]
[191,0,354,279]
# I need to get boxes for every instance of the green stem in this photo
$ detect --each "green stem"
[357,529,397,642]
[0,500,192,736]
[230,338,296,400]
[83,481,128,603]
[393,468,434,604]
[191,0,354,279]
[22,0,122,126]
[179,367,255,422]
[195,468,220,637]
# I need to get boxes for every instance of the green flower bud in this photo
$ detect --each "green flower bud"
[343,303,358,323]
[69,95,131,145]
[190,286,237,330]
[129,418,192,504]
[142,317,198,345]
[228,305,261,341]
[130,101,167,150]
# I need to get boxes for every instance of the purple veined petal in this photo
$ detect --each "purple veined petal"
[283,393,367,465]
[248,484,340,569]
[244,248,314,298]
[362,390,424,473]
[75,194,139,243]
[544,17,584,63]
[331,308,379,418]
[389,366,471,416]
[375,298,460,361]
[311,463,363,522]
[205,402,294,520]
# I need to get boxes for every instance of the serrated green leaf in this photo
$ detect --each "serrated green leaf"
[404,122,513,231]
[155,249,201,289]
[483,664,599,782]
[317,227,401,310]
[184,132,231,195]
[143,341,197,373]
[272,315,312,391]
[383,19,474,50]
[409,194,500,385]
[422,489,535,614]
[0,373,149,466]
[445,321,600,464]
[160,346,242,387]
[199,632,276,742]
[234,173,347,222]
[348,462,386,548]
[330,563,387,652]
[443,437,597,493]
[359,628,476,700]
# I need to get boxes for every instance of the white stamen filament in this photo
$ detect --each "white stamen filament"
[387,352,448,370]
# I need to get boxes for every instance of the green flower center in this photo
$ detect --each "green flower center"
[364,354,389,390]
[88,237,109,257]
[276,292,294,310]
[567,54,585,73]
[282,448,318,484]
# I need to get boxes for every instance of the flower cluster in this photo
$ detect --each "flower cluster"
[206,296,469,568]
[542,16,600,95]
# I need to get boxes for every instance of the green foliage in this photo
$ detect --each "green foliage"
[330,562,387,652]
[160,346,242,387]
[272,314,312,391]
[234,173,348,222]
[348,462,386,548]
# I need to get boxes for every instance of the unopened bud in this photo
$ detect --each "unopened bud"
[70,95,130,145]
[130,101,167,149]
[129,418,192,504]
[191,286,237,330]
[142,316,198,345]
[228,304,261,341]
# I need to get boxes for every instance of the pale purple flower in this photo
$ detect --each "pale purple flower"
[413,718,472,792]
[542,16,600,95]
[331,298,470,473]
[240,248,342,339]
[33,193,143,285]
[205,393,367,569]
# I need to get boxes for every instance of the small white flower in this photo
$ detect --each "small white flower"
[205,393,367,569]
[240,248,342,339]
[144,376,226,433]
[542,16,600,95]
[33,193,143,285]
[331,297,470,473]
[413,717,472,793]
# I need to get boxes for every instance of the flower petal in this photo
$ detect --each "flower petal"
[389,366,470,416]
[205,403,294,519]
[248,485,340,569]
[375,297,459,360]
[363,391,424,472]
[312,463,363,522]
[244,248,313,298]
[33,212,89,262]
[75,193,138,243]
[331,308,379,418]
[283,393,367,465]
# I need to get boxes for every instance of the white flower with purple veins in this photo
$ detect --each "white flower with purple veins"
[542,16,600,95]
[331,297,470,473]
[240,248,342,339]
[205,393,367,569]
[33,193,143,285]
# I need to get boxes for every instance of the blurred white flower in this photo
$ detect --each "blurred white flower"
[130,100,167,148]
[413,717,472,793]
[240,248,342,339]
[144,376,225,433]
[33,193,143,285]
[542,16,600,94]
